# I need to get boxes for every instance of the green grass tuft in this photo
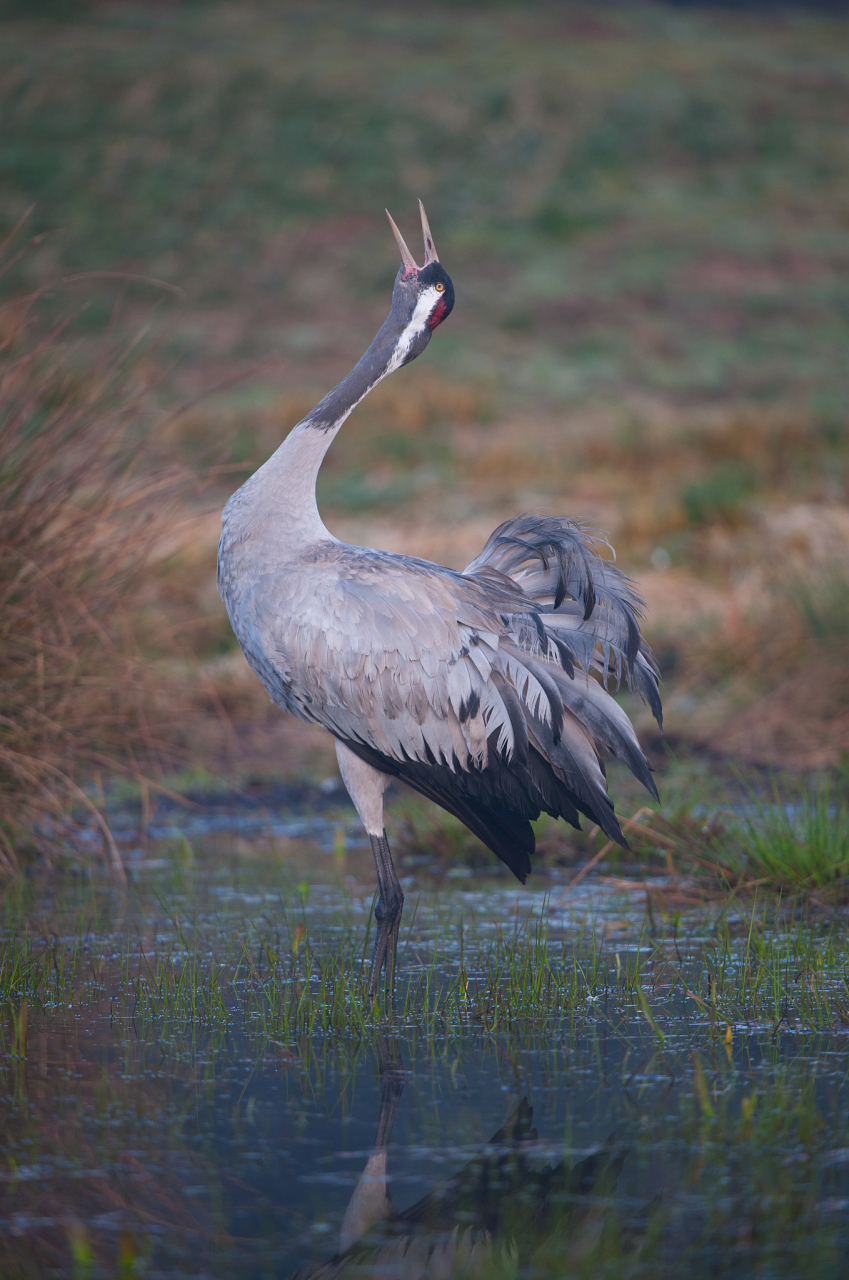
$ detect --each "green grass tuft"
[712,783,849,891]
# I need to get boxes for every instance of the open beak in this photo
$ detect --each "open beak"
[418,200,438,265]
[386,201,439,276]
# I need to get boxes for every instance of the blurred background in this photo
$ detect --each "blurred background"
[3,0,849,859]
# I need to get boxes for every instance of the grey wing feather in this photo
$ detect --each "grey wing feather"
[464,513,663,730]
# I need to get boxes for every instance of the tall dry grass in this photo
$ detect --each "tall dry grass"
[0,289,188,875]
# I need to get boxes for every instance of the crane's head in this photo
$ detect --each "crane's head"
[384,201,454,367]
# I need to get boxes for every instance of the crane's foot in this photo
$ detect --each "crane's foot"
[367,832,404,1001]
[368,895,403,999]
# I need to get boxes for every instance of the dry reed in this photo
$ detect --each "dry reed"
[0,284,188,873]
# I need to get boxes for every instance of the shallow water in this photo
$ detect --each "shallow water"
[3,803,849,1278]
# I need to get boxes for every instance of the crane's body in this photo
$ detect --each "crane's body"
[218,205,662,994]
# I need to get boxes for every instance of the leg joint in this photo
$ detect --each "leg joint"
[375,886,404,922]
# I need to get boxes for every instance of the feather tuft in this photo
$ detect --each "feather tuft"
[464,513,662,729]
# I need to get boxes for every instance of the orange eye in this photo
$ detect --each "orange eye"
[435,282,445,292]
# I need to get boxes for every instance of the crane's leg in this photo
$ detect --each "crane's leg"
[335,741,402,998]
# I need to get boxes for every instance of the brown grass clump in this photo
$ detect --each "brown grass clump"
[0,293,187,874]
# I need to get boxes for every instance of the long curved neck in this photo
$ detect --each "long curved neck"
[235,287,424,550]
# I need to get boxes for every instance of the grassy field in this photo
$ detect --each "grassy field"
[2,0,849,863]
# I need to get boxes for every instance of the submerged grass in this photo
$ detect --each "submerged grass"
[2,860,849,1278]
[3,881,849,1056]
[2,1004,848,1280]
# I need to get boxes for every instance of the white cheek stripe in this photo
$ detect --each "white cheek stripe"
[333,287,440,422]
[386,287,441,374]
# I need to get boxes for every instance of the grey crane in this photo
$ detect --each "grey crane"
[217,203,662,996]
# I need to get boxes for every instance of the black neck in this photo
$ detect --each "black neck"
[303,267,430,431]
[304,310,401,432]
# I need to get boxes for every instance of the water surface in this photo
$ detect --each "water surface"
[3,805,849,1278]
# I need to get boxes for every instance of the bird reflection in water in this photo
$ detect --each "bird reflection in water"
[292,1057,627,1279]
